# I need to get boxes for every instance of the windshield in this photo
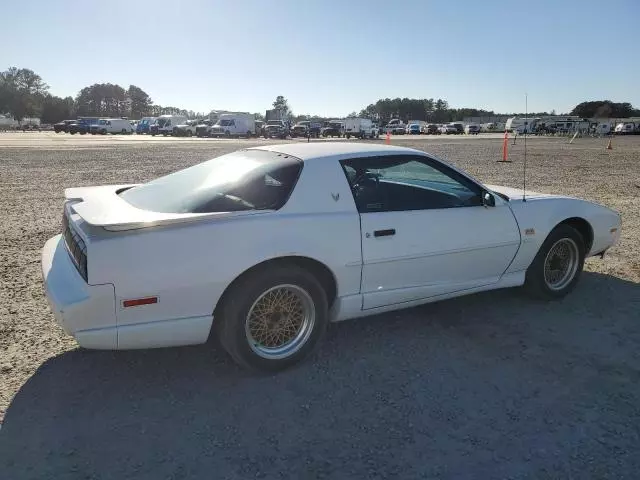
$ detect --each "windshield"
[99,119,107,125]
[119,149,302,213]
[267,120,282,126]
[156,118,169,127]
[218,119,234,126]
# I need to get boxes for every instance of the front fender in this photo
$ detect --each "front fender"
[505,197,620,273]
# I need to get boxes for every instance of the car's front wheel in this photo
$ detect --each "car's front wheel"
[525,224,585,299]
[217,264,329,371]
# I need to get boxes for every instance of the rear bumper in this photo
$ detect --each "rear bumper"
[41,235,117,349]
[42,235,213,350]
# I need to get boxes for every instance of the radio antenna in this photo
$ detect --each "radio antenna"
[523,93,528,202]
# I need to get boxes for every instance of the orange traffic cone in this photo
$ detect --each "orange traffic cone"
[497,130,512,162]
[385,131,391,145]
[606,138,612,150]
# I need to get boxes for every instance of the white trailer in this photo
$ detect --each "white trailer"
[210,113,256,137]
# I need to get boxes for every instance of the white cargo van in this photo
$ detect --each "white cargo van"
[210,113,256,137]
[90,118,134,135]
[151,115,188,136]
[344,117,379,139]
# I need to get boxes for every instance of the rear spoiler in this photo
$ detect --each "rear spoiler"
[65,184,258,231]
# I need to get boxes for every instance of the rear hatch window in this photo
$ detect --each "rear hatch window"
[119,149,302,214]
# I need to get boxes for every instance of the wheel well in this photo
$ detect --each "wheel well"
[558,217,594,253]
[214,256,338,315]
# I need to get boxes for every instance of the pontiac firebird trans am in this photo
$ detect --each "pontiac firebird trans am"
[42,143,621,371]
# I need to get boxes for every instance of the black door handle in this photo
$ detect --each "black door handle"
[374,229,396,237]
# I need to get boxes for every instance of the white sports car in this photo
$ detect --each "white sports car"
[42,143,621,371]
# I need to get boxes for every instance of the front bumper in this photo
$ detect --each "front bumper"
[42,235,117,349]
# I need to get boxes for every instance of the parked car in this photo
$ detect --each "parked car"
[174,120,200,137]
[464,124,480,135]
[41,143,621,371]
[263,119,289,139]
[136,117,157,135]
[68,121,87,135]
[449,122,464,134]
[425,124,440,135]
[150,115,188,136]
[439,124,457,134]
[291,121,322,138]
[195,120,214,137]
[54,120,76,133]
[407,124,421,135]
[321,123,343,138]
[70,117,100,135]
[90,118,134,135]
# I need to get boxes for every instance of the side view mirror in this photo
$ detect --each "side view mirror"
[483,191,496,207]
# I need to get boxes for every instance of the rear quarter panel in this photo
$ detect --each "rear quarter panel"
[89,158,363,328]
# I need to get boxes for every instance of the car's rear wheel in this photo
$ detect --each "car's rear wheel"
[186,130,192,137]
[217,264,329,371]
[524,224,585,299]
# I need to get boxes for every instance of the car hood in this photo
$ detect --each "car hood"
[64,185,265,231]
[485,184,562,201]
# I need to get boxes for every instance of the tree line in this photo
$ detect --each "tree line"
[2,66,639,125]
[0,67,205,124]
[569,101,640,118]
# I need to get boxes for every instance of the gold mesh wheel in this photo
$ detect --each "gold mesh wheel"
[245,284,315,360]
[543,238,579,291]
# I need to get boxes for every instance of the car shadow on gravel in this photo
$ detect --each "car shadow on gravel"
[2,271,639,479]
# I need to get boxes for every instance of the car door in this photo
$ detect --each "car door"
[340,154,521,310]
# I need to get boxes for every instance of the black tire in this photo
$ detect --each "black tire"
[121,129,127,134]
[186,130,192,137]
[524,224,585,300]
[217,264,329,372]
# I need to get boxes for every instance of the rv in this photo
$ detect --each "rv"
[614,122,636,135]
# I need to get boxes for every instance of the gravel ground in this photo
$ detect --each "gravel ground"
[1,135,639,479]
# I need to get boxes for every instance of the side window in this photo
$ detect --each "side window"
[340,155,482,213]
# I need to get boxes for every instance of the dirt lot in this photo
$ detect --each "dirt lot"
[1,133,639,479]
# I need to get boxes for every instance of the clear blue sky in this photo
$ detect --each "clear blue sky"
[3,0,639,116]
